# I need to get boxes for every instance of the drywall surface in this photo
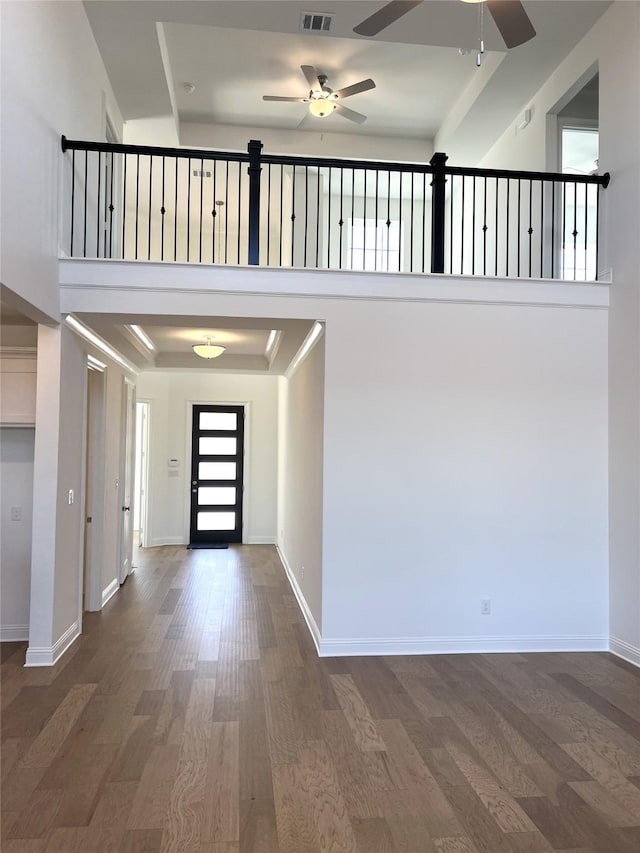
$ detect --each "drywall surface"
[0,0,122,319]
[278,336,325,632]
[136,371,278,546]
[0,428,34,640]
[476,0,640,663]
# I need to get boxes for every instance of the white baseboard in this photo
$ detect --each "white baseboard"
[245,536,277,545]
[150,537,185,547]
[318,634,610,657]
[0,624,29,642]
[24,620,80,667]
[610,636,640,668]
[101,578,119,608]
[276,545,321,654]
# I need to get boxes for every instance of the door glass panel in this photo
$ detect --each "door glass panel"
[199,436,237,456]
[197,511,236,531]
[200,411,237,431]
[198,486,236,505]
[199,462,236,480]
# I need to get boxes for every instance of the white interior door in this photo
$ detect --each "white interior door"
[119,380,136,583]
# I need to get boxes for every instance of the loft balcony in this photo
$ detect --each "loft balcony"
[60,136,610,284]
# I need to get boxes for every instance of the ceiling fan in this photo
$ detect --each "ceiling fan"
[353,0,536,49]
[263,65,376,124]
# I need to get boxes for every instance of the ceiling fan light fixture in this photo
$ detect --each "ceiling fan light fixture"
[460,0,484,4]
[309,98,336,118]
[193,337,226,359]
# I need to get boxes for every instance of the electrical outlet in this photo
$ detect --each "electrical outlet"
[10,505,22,521]
[68,489,74,505]
[480,599,491,615]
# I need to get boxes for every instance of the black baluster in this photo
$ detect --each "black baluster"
[461,176,466,275]
[291,164,296,267]
[160,156,165,262]
[70,149,75,257]
[540,180,544,278]
[573,181,578,279]
[247,140,262,265]
[528,179,533,278]
[495,178,499,277]
[375,170,379,271]
[134,153,139,260]
[303,165,307,268]
[551,181,556,279]
[83,150,88,258]
[327,167,332,268]
[279,164,284,267]
[108,151,114,259]
[505,179,510,278]
[174,156,178,262]
[517,179,521,277]
[199,157,204,263]
[237,161,242,264]
[96,151,102,258]
[224,160,229,264]
[267,163,272,265]
[315,167,321,269]
[148,155,153,261]
[584,181,589,280]
[187,157,191,262]
[339,168,344,269]
[398,172,403,272]
[482,176,487,276]
[472,175,476,274]
[448,174,454,275]
[410,171,414,273]
[122,154,128,260]
[363,169,367,270]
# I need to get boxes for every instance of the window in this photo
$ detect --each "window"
[348,218,403,272]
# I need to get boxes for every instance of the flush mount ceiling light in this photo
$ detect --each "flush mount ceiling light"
[192,336,226,359]
[308,95,336,118]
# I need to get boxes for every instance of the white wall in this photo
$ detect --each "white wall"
[320,298,608,653]
[1,428,35,641]
[181,122,431,163]
[475,1,640,665]
[0,346,37,426]
[0,0,123,320]
[278,336,325,635]
[136,371,278,546]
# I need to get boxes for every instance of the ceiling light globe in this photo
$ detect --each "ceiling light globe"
[309,98,335,118]
[192,343,226,359]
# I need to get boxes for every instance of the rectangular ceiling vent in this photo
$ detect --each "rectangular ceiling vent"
[300,12,333,34]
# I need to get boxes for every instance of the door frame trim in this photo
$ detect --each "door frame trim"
[183,399,251,545]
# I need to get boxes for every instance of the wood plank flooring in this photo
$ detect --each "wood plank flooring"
[2,545,640,852]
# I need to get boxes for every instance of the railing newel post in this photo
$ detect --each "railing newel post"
[247,139,263,265]
[430,152,448,274]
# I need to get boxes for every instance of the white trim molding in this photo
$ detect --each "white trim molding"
[610,636,640,668]
[246,536,277,545]
[317,634,610,658]
[0,624,29,642]
[101,578,119,608]
[150,536,185,547]
[276,545,321,654]
[24,621,80,667]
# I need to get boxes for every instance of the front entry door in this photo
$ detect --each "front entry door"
[189,405,244,545]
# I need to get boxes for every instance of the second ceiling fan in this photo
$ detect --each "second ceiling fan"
[263,65,376,124]
[353,0,536,49]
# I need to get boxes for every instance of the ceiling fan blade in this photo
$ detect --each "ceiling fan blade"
[263,96,310,103]
[334,78,376,100]
[301,65,322,90]
[353,0,423,37]
[487,0,536,48]
[334,103,367,124]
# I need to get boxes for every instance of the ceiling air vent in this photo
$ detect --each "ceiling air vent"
[300,11,333,33]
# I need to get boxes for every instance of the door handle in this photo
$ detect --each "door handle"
[122,506,130,512]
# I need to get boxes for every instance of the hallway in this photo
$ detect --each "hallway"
[2,545,640,852]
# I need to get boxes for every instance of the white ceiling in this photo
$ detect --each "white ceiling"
[84,0,611,158]
[73,313,316,374]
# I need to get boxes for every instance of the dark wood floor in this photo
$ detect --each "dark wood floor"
[2,545,640,852]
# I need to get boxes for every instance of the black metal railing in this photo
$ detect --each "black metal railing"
[61,136,610,281]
